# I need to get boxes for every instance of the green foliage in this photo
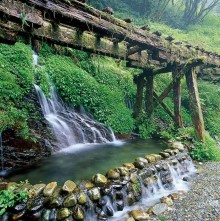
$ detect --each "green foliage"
[39,54,134,134]
[0,181,29,215]
[0,43,35,137]
[190,134,220,161]
[136,114,158,138]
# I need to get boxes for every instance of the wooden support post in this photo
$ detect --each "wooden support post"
[145,70,154,116]
[185,67,206,142]
[134,75,144,118]
[153,92,175,121]
[172,68,183,128]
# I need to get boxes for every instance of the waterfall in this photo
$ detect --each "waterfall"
[33,52,116,148]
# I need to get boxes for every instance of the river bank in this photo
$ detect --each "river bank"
[152,162,220,221]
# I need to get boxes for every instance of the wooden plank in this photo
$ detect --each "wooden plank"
[172,68,183,128]
[145,71,154,116]
[134,75,145,118]
[185,67,206,142]
[153,92,175,120]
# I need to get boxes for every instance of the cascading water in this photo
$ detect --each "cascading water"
[109,156,196,221]
[33,52,116,148]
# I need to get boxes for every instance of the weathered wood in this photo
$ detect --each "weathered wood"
[172,68,183,128]
[185,67,206,142]
[145,71,154,116]
[134,75,145,118]
[153,92,175,120]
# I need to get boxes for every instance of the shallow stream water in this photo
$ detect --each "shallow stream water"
[8,139,166,184]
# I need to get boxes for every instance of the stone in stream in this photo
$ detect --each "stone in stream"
[88,187,101,201]
[116,200,124,211]
[28,183,46,198]
[145,155,156,163]
[62,180,76,193]
[134,157,148,169]
[47,187,63,208]
[159,152,170,158]
[106,169,120,180]
[123,163,135,170]
[78,180,94,190]
[77,192,87,205]
[63,193,77,207]
[72,206,84,220]
[43,182,57,197]
[150,203,168,215]
[170,141,185,151]
[115,167,130,176]
[12,210,26,220]
[27,196,44,212]
[57,208,71,220]
[129,210,150,220]
[169,193,180,200]
[42,209,51,221]
[126,217,135,221]
[160,196,174,206]
[92,174,108,185]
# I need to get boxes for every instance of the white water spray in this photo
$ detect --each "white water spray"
[33,52,116,148]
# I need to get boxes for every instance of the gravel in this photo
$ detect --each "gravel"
[153,162,220,221]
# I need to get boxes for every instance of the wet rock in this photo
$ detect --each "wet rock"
[57,208,70,220]
[14,203,26,212]
[161,163,169,171]
[98,198,107,206]
[1,212,10,221]
[134,157,148,169]
[49,209,57,221]
[116,200,124,211]
[116,167,129,176]
[62,180,76,193]
[116,191,124,200]
[164,149,175,155]
[123,163,135,170]
[98,210,107,220]
[139,168,152,179]
[88,187,101,201]
[105,205,114,216]
[143,177,153,187]
[101,184,113,195]
[169,193,180,200]
[173,149,180,154]
[161,196,174,206]
[130,210,150,220]
[127,192,135,206]
[171,142,185,151]
[63,193,77,207]
[42,209,50,221]
[47,188,63,208]
[27,197,44,212]
[183,176,190,182]
[145,155,156,163]
[43,182,57,197]
[28,184,46,198]
[77,192,87,205]
[72,206,84,220]
[92,174,108,185]
[106,169,120,180]
[78,180,94,190]
[159,152,170,158]
[130,173,138,184]
[151,203,168,215]
[12,210,26,220]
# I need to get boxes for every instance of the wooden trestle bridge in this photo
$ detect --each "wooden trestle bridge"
[1,0,220,142]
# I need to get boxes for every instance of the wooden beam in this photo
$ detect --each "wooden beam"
[172,67,183,128]
[153,92,175,120]
[185,67,206,142]
[134,75,145,118]
[145,70,154,116]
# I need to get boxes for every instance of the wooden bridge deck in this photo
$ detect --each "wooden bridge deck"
[0,0,219,142]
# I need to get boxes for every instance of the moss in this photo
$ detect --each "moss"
[0,42,35,137]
